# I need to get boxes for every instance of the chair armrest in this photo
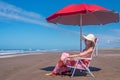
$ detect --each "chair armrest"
[75,57,92,60]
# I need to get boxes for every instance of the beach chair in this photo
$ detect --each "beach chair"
[67,38,98,78]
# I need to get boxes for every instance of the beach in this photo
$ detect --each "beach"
[0,49,120,80]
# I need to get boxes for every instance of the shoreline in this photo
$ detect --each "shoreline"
[0,48,120,58]
[0,52,44,58]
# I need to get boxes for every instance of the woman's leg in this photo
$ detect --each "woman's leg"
[46,52,70,76]
[52,59,68,74]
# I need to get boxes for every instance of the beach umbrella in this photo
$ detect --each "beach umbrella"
[46,4,119,51]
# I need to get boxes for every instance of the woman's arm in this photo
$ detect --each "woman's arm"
[68,47,93,58]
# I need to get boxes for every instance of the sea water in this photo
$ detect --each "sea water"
[0,49,79,56]
[0,49,45,56]
[0,49,62,56]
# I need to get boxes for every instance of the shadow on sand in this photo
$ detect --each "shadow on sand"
[41,66,101,77]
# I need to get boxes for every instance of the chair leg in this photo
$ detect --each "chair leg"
[70,60,79,77]
[71,68,76,77]
[85,67,95,78]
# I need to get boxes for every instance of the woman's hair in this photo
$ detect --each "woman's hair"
[91,41,95,47]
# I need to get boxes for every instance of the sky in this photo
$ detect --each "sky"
[0,0,120,50]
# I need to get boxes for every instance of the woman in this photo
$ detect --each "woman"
[46,34,95,76]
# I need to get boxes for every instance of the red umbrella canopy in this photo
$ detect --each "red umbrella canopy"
[46,4,119,26]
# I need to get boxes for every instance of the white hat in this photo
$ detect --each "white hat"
[81,34,95,43]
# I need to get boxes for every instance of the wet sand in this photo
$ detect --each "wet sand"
[0,49,120,80]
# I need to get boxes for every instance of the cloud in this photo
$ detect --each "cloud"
[107,40,110,44]
[95,33,120,48]
[0,1,56,28]
[0,1,80,35]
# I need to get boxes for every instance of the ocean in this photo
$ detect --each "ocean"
[0,49,79,56]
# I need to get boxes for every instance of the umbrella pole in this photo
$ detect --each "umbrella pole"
[80,14,82,52]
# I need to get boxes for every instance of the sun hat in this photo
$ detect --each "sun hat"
[81,34,95,43]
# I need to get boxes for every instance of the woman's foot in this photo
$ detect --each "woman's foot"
[45,72,57,76]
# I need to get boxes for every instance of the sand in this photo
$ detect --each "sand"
[0,49,120,80]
